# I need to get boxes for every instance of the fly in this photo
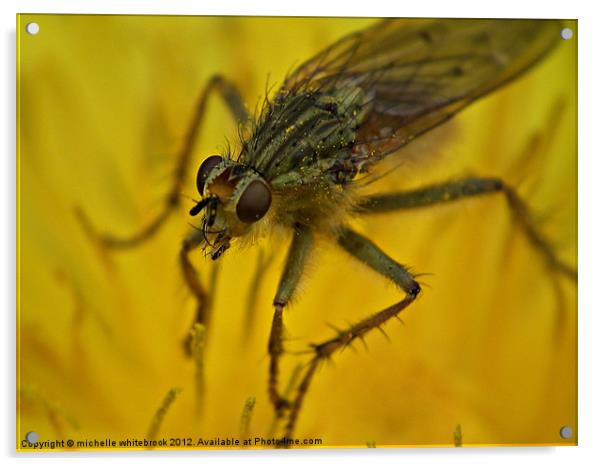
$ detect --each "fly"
[77,18,577,439]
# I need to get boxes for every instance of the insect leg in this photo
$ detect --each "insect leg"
[285,227,420,437]
[179,227,222,355]
[269,224,314,416]
[358,177,576,281]
[76,75,250,249]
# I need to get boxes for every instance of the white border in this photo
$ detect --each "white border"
[3,1,600,465]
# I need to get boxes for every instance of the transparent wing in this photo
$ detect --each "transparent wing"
[282,18,563,170]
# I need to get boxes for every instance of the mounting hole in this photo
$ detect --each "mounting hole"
[560,27,573,40]
[25,22,40,35]
[559,425,573,439]
[25,431,39,444]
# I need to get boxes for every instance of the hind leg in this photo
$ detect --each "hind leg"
[358,177,576,281]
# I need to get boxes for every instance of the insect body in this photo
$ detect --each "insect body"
[80,18,576,439]
[190,86,367,258]
[188,19,568,263]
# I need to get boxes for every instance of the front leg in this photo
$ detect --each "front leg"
[180,229,211,351]
[285,227,421,437]
[268,223,314,416]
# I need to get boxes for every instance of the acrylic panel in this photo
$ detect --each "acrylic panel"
[16,15,577,451]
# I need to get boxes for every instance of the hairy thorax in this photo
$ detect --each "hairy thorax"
[239,86,370,235]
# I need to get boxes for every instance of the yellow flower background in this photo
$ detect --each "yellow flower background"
[17,15,577,449]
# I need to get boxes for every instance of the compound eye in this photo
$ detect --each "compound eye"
[196,155,223,195]
[236,180,272,223]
